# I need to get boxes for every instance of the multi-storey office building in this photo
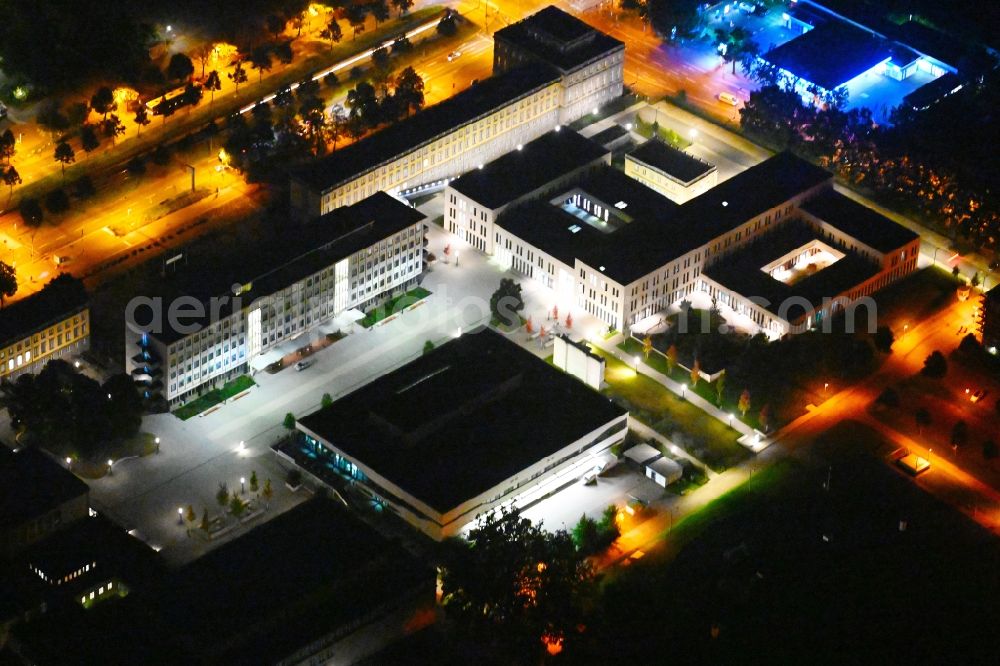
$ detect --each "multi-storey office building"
[493,6,625,123]
[444,128,610,254]
[289,66,564,219]
[295,329,627,540]
[0,274,89,380]
[127,193,426,406]
[624,139,718,204]
[459,149,919,336]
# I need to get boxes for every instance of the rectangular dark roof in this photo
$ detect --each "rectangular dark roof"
[589,124,630,146]
[801,190,918,253]
[494,6,624,73]
[702,220,880,322]
[902,72,964,110]
[581,152,832,284]
[298,329,625,513]
[495,166,678,269]
[0,275,88,347]
[887,21,965,69]
[290,66,560,191]
[0,447,88,529]
[627,140,716,185]
[449,129,609,209]
[764,21,894,90]
[150,192,425,344]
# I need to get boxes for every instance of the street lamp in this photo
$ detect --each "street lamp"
[455,251,460,267]
[633,356,640,372]
[240,477,246,494]
[689,128,699,140]
[824,382,829,394]
[177,507,184,525]
[681,383,687,399]
[107,459,114,475]
[65,457,72,467]
[728,413,734,427]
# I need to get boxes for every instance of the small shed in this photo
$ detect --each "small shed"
[624,443,662,466]
[646,457,683,488]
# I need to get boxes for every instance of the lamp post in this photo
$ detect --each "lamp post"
[824,382,829,394]
[240,477,246,495]
[681,383,687,399]
[177,507,184,525]
[155,436,160,454]
[65,457,72,469]
[107,459,114,476]
[728,413,734,427]
[633,356,640,373]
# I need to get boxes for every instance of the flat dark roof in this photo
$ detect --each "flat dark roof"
[589,124,629,146]
[499,199,608,268]
[581,152,832,284]
[150,192,425,344]
[290,66,560,192]
[902,71,963,109]
[299,329,625,514]
[494,6,624,73]
[449,129,608,209]
[0,274,87,347]
[764,21,896,90]
[802,190,918,253]
[627,140,716,185]
[703,220,880,321]
[0,447,88,529]
[887,21,965,69]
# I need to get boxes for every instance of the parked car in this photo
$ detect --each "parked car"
[718,92,740,106]
[580,470,598,485]
[447,51,462,62]
[294,360,312,371]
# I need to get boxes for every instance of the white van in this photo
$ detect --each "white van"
[718,92,740,106]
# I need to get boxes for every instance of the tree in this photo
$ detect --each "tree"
[951,420,969,450]
[392,34,413,56]
[347,81,380,128]
[738,388,751,418]
[216,482,230,508]
[0,261,16,308]
[715,27,759,75]
[19,198,43,227]
[983,439,998,461]
[438,506,593,657]
[921,350,948,378]
[183,83,203,110]
[689,358,701,387]
[715,371,726,405]
[249,45,273,83]
[133,105,150,136]
[392,0,414,16]
[54,140,75,176]
[915,407,932,434]
[204,70,222,102]
[80,124,100,154]
[874,325,894,353]
[262,478,274,507]
[185,504,196,523]
[0,129,15,165]
[970,272,980,288]
[642,336,653,359]
[876,387,900,408]
[101,114,126,145]
[320,18,343,49]
[265,14,286,39]
[666,344,678,375]
[958,333,981,355]
[649,0,703,39]
[371,46,391,79]
[283,412,296,429]
[229,60,248,92]
[490,278,525,327]
[167,53,195,83]
[90,86,116,120]
[250,470,259,493]
[3,166,22,204]
[423,340,435,355]
[72,175,95,199]
[571,514,600,553]
[437,12,458,37]
[371,0,390,26]
[44,188,70,214]
[346,4,368,40]
[394,66,425,117]
[229,494,246,518]
[273,41,293,65]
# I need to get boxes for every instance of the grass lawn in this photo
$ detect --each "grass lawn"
[633,117,692,149]
[360,287,432,328]
[579,420,1000,662]
[594,348,748,471]
[172,375,256,420]
[873,265,962,332]
[618,337,763,432]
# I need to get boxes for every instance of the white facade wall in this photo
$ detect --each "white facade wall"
[557,50,625,123]
[624,154,718,204]
[314,83,562,215]
[144,222,425,405]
